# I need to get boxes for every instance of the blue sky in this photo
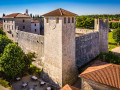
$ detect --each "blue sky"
[0,0,120,17]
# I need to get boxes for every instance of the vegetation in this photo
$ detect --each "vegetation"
[0,78,9,88]
[28,65,42,76]
[108,31,117,51]
[0,43,25,78]
[24,52,36,71]
[99,51,120,65]
[0,29,6,35]
[0,35,12,55]
[112,28,120,44]
[76,15,120,29]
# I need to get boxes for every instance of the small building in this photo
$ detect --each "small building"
[2,10,31,40]
[61,84,80,90]
[79,60,120,90]
[31,19,40,34]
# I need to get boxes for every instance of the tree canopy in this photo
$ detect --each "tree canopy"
[113,28,120,44]
[0,43,25,77]
[0,35,12,55]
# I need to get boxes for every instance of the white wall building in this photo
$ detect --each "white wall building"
[31,19,40,34]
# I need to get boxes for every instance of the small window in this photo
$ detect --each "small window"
[68,17,70,23]
[56,18,59,23]
[4,19,5,22]
[35,24,36,26]
[46,18,48,23]
[35,29,37,32]
[72,17,74,23]
[23,20,25,23]
[23,26,25,29]
[64,17,66,24]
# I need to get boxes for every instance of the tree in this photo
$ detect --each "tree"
[0,35,12,55]
[113,28,120,44]
[0,43,25,78]
[0,29,6,35]
[3,13,5,17]
[24,52,36,69]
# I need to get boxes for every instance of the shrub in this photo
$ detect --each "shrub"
[0,43,25,78]
[113,28,120,44]
[0,78,9,88]
[28,65,42,75]
[99,51,120,64]
[0,35,12,55]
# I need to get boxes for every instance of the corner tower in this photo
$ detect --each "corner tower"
[42,8,78,87]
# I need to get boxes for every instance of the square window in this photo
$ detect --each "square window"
[56,18,59,23]
[72,17,74,23]
[23,26,25,29]
[64,17,66,24]
[46,18,49,23]
[68,17,70,23]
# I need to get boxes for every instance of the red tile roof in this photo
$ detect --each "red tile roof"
[32,19,40,23]
[79,60,120,88]
[61,84,80,90]
[3,13,31,18]
[42,8,78,17]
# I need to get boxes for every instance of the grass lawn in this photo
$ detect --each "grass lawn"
[108,31,118,51]
[0,78,9,88]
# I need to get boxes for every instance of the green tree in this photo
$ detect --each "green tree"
[24,52,36,69]
[0,43,25,78]
[0,29,6,35]
[113,28,120,44]
[0,35,12,55]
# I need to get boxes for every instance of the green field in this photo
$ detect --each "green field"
[108,31,118,51]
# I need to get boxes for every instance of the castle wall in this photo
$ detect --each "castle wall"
[15,30,44,67]
[76,28,94,34]
[76,31,100,67]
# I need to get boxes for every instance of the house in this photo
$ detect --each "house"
[79,60,120,90]
[31,19,40,34]
[2,10,31,40]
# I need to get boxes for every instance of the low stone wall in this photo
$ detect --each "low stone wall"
[76,31,100,67]
[16,30,44,67]
[76,28,95,34]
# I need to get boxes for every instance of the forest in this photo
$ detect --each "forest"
[76,14,120,29]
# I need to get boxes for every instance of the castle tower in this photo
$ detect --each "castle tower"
[95,19,109,52]
[42,8,78,87]
[25,9,28,16]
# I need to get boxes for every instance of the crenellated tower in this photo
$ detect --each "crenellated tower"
[42,8,78,87]
[94,19,109,52]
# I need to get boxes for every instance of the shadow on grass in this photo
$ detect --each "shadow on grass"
[109,42,117,45]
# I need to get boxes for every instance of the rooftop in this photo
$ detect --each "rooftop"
[61,84,80,90]
[42,8,78,17]
[79,60,120,89]
[3,13,31,18]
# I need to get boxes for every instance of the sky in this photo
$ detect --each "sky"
[0,0,120,17]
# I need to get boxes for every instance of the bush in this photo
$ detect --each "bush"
[0,43,25,78]
[0,78,9,88]
[0,29,5,35]
[0,35,12,55]
[28,65,41,75]
[113,28,120,44]
[99,51,120,64]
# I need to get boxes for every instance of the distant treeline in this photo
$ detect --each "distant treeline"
[76,14,120,29]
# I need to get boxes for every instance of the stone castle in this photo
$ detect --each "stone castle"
[2,8,108,88]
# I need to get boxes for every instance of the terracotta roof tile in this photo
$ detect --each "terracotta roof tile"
[61,84,80,90]
[3,13,31,18]
[31,19,40,23]
[42,8,78,17]
[79,60,120,88]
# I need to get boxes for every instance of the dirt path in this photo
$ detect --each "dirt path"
[111,47,120,57]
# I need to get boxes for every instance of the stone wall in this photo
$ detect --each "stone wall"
[76,28,94,34]
[76,31,100,67]
[15,30,44,67]
[81,78,117,90]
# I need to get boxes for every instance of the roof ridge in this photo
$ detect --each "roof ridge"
[15,13,20,17]
[59,8,63,16]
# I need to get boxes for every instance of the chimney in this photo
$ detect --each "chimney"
[25,9,28,16]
